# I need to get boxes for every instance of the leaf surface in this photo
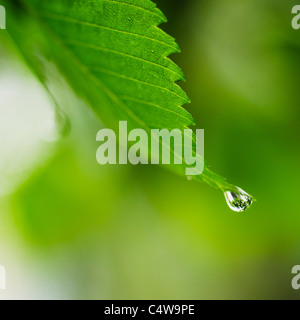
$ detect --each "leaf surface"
[3,0,236,191]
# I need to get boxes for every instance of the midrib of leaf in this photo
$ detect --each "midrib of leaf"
[6,0,236,192]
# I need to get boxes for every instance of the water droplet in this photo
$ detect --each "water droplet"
[224,187,253,212]
[187,176,192,181]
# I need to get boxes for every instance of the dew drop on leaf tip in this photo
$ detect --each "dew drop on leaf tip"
[224,187,253,212]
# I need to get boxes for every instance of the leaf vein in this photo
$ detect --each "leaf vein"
[120,95,193,124]
[65,39,185,82]
[40,11,178,51]
[91,66,189,102]
[104,0,164,21]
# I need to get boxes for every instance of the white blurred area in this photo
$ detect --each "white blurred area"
[0,66,59,196]
[0,63,72,300]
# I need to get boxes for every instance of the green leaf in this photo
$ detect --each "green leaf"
[2,0,240,193]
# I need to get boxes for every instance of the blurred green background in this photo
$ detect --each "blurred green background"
[0,0,300,299]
